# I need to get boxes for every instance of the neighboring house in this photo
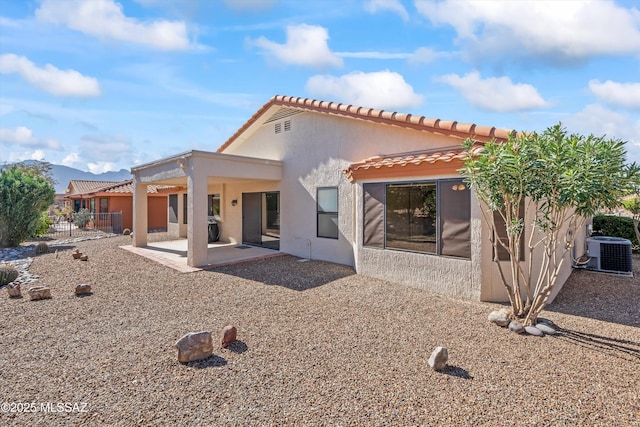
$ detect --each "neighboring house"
[131,95,588,302]
[65,179,172,231]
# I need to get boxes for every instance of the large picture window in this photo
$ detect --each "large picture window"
[317,187,338,239]
[363,179,471,259]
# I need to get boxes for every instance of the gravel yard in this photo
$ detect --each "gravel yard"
[1,234,639,426]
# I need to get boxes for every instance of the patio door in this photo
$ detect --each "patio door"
[242,192,280,249]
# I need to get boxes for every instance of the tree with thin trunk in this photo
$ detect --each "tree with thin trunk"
[461,124,635,326]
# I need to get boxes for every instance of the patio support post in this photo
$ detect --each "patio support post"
[132,177,148,247]
[187,161,208,267]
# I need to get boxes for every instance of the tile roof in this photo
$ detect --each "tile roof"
[66,180,175,196]
[217,95,515,153]
[66,180,117,195]
[344,145,484,182]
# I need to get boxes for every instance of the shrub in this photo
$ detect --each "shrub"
[0,166,55,247]
[592,214,638,248]
[35,242,49,255]
[73,208,92,228]
[32,211,53,237]
[0,264,19,286]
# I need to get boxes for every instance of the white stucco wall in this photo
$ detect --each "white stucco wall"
[220,112,487,297]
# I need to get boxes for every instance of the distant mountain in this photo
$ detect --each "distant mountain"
[51,164,131,193]
[18,161,131,193]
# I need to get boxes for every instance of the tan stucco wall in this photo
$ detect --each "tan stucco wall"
[479,202,589,303]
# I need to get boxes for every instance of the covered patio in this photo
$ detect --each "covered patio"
[120,239,282,273]
[131,150,283,268]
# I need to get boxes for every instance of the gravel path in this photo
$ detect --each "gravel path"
[1,234,638,426]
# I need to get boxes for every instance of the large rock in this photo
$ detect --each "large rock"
[535,323,557,335]
[28,286,51,301]
[428,346,449,371]
[7,283,22,298]
[488,310,510,327]
[175,331,213,363]
[508,321,525,334]
[75,284,92,295]
[221,325,237,348]
[524,326,544,336]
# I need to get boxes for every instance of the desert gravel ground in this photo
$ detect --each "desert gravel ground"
[1,233,639,426]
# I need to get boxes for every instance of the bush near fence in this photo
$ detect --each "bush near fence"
[592,214,639,250]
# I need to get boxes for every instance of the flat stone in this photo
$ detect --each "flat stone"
[524,326,544,336]
[80,255,88,261]
[28,286,51,301]
[488,310,510,327]
[75,284,92,295]
[535,323,557,335]
[175,331,213,363]
[7,283,22,298]
[428,346,449,371]
[536,317,554,326]
[221,325,237,348]
[508,321,525,334]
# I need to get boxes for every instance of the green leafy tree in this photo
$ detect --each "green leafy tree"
[461,124,633,325]
[0,166,55,247]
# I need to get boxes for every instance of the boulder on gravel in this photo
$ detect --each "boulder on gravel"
[28,286,51,301]
[488,310,510,327]
[7,283,22,298]
[221,325,237,348]
[524,326,544,336]
[175,331,213,363]
[535,323,557,335]
[428,346,449,371]
[508,321,525,334]
[75,284,92,295]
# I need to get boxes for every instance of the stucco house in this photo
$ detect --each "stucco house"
[131,95,587,302]
[65,179,172,231]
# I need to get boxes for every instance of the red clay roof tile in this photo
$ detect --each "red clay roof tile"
[217,95,515,153]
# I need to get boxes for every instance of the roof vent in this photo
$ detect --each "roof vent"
[284,120,291,132]
[275,122,282,134]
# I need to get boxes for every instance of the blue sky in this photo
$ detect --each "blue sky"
[1,0,639,173]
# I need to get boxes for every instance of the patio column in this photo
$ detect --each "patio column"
[187,162,208,267]
[132,177,148,247]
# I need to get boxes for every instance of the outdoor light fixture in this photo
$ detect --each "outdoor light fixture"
[231,199,238,206]
[177,157,186,169]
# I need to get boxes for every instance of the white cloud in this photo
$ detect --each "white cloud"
[0,54,101,97]
[0,126,61,149]
[79,134,133,164]
[251,24,343,69]
[435,71,549,112]
[36,0,192,51]
[364,0,410,22]
[565,103,640,163]
[87,161,118,174]
[62,152,81,167]
[415,0,640,63]
[306,70,424,110]
[588,79,640,109]
[8,150,47,162]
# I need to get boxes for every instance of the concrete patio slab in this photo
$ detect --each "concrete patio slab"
[120,240,281,273]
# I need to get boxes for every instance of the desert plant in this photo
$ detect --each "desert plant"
[461,123,633,326]
[123,228,131,235]
[35,242,50,255]
[32,211,53,237]
[0,264,19,286]
[73,208,92,228]
[0,166,55,247]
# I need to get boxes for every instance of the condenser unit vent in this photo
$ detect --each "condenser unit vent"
[586,236,633,275]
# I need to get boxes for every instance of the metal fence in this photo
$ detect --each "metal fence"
[45,211,123,240]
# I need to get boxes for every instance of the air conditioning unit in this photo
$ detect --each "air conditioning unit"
[586,236,633,275]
